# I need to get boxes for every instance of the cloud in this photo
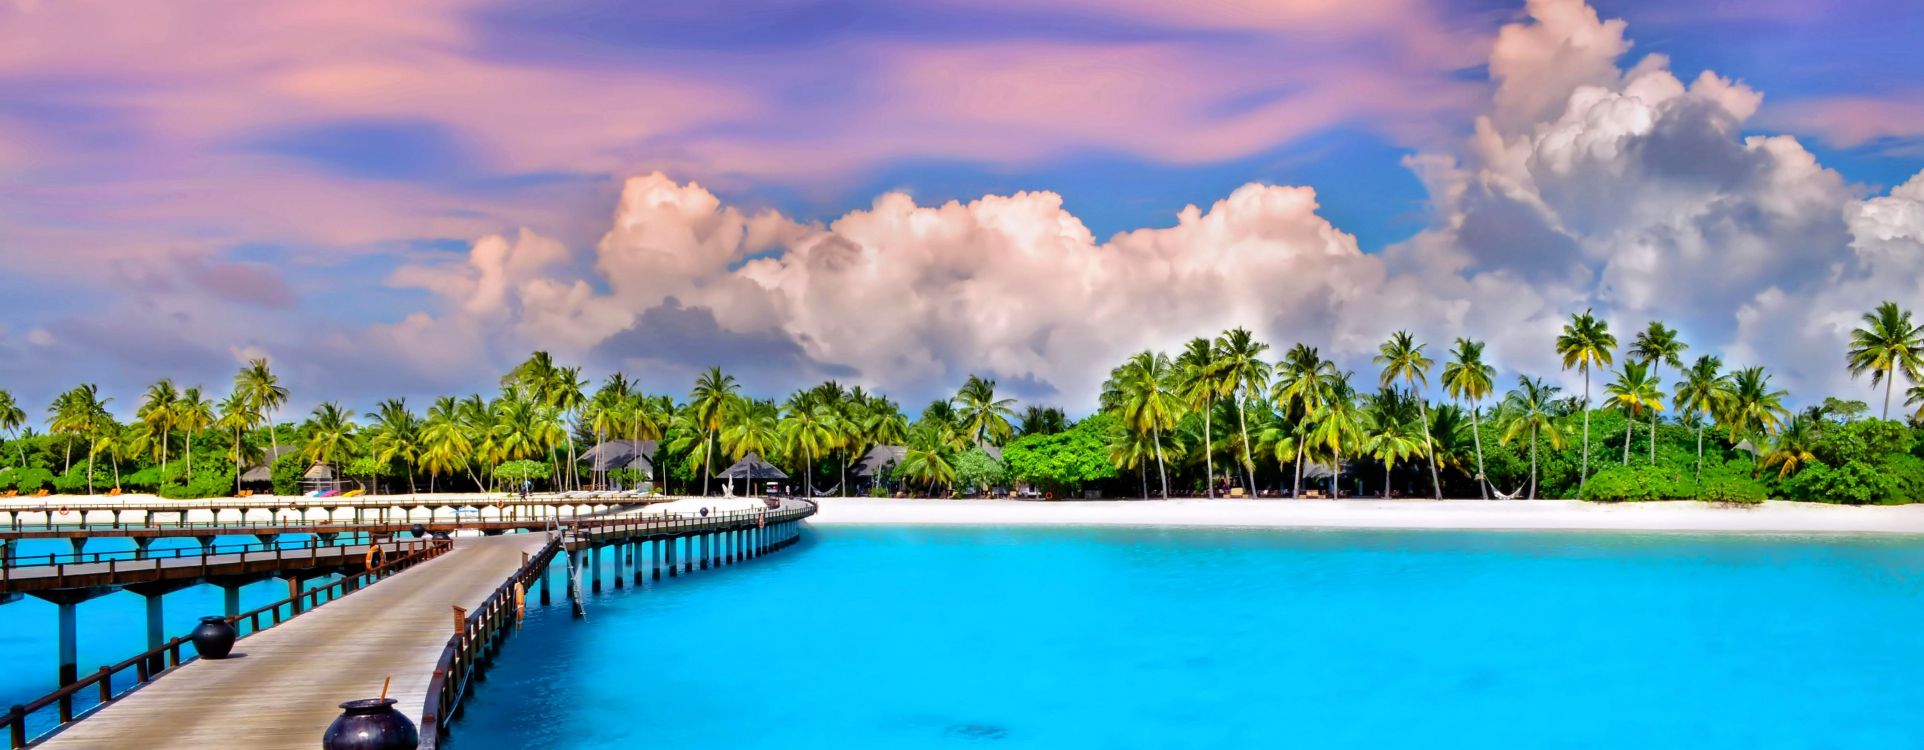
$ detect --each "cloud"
[3,0,1920,418]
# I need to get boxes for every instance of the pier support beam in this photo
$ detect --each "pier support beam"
[125,580,195,674]
[537,557,551,605]
[591,545,603,593]
[653,539,664,581]
[67,537,86,559]
[132,537,153,560]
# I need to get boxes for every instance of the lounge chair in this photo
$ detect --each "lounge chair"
[319,489,342,498]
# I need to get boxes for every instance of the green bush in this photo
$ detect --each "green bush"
[271,451,304,496]
[494,460,550,484]
[161,469,237,499]
[1697,476,1766,504]
[868,485,889,498]
[1579,463,1694,502]
[1782,460,1895,505]
[0,466,54,493]
[51,464,98,494]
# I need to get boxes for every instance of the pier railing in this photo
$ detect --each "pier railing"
[418,500,815,749]
[0,538,451,748]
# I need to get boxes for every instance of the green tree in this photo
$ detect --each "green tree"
[235,358,289,473]
[173,387,214,482]
[1556,309,1616,490]
[1442,338,1496,498]
[1363,389,1427,498]
[955,375,1018,447]
[0,389,26,467]
[1724,366,1790,442]
[951,448,1008,494]
[1629,321,1686,464]
[1673,355,1732,481]
[688,366,740,495]
[1272,344,1340,498]
[1016,405,1068,436]
[1214,326,1271,495]
[301,402,359,469]
[136,379,179,476]
[1602,361,1663,465]
[1847,301,1924,420]
[365,398,422,494]
[1499,376,1566,499]
[1375,330,1441,499]
[1175,338,1224,497]
[1105,351,1183,498]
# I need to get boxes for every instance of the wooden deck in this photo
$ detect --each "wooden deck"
[34,532,552,749]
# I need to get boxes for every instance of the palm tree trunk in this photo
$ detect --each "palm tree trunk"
[1468,401,1489,499]
[1203,407,1214,499]
[1416,396,1441,499]
[1384,460,1393,498]
[1649,368,1660,464]
[1695,425,1705,481]
[1624,415,1632,465]
[87,452,95,494]
[1529,429,1539,500]
[1236,393,1256,495]
[184,430,193,480]
[1579,368,1591,489]
[1885,374,1895,420]
[702,432,714,496]
[233,426,243,496]
[160,428,169,477]
[1330,450,1340,499]
[1152,425,1169,499]
[1293,442,1305,498]
[268,411,279,474]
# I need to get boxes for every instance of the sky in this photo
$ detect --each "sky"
[2,0,1923,417]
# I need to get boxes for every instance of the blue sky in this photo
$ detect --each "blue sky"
[0,0,1921,412]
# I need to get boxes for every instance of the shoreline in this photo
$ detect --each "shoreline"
[805,498,1924,535]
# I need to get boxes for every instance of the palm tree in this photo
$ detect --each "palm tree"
[1762,413,1818,479]
[721,398,781,462]
[897,444,957,496]
[1672,356,1732,480]
[1215,327,1271,495]
[49,385,111,493]
[550,365,587,490]
[955,375,1018,447]
[688,367,739,495]
[1441,338,1496,499]
[1556,310,1616,489]
[135,379,180,479]
[301,402,358,470]
[1374,331,1442,499]
[0,389,26,466]
[1847,301,1924,420]
[421,396,471,493]
[1307,373,1364,498]
[1499,376,1566,499]
[236,358,289,472]
[1363,389,1427,498]
[216,390,256,495]
[365,399,422,494]
[1175,338,1224,497]
[1629,322,1687,464]
[780,395,839,495]
[1105,351,1182,498]
[172,387,214,482]
[1272,344,1339,498]
[1603,361,1664,465]
[1725,366,1790,441]
[1017,405,1068,436]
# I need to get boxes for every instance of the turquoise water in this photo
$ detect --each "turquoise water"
[453,526,1924,748]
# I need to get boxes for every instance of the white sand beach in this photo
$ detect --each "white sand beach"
[808,497,1924,535]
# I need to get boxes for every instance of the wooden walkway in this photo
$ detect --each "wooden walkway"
[35,532,551,749]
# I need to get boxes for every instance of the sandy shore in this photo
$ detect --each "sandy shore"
[807,498,1924,535]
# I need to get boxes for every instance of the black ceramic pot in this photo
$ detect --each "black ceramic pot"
[322,698,420,750]
[189,616,236,659]
[410,523,426,538]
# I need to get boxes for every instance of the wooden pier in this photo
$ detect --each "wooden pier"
[11,498,815,749]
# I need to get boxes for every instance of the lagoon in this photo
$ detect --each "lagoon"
[451,525,1924,748]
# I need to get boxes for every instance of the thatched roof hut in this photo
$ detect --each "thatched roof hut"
[718,453,788,480]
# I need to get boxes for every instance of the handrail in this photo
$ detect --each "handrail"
[417,498,816,749]
[0,538,453,749]
[0,493,701,517]
[1,536,369,570]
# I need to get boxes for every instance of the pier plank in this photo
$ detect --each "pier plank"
[33,533,551,750]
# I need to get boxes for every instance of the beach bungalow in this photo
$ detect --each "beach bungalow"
[583,439,657,489]
[718,453,788,496]
[852,444,906,494]
[301,462,341,496]
[237,445,296,493]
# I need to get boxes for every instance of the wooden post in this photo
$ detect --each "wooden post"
[452,606,467,642]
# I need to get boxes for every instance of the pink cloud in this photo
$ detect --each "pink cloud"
[1768,96,1924,148]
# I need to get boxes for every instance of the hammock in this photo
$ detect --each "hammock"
[809,481,842,498]
[1491,484,1525,500]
